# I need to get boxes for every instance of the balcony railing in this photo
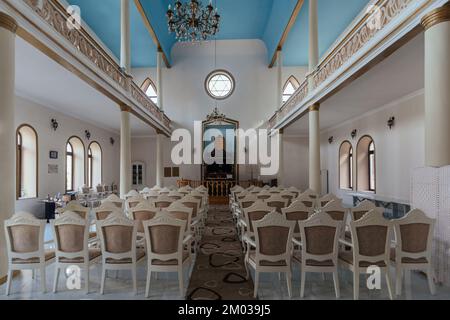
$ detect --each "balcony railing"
[18,0,171,133]
[267,0,421,131]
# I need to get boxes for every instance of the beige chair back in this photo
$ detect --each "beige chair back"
[351,200,377,221]
[282,202,314,235]
[265,195,289,213]
[129,203,160,233]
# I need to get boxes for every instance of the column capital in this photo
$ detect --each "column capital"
[119,104,131,112]
[0,12,18,34]
[421,3,450,30]
[309,103,320,112]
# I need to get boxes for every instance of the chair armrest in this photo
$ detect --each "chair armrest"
[183,233,194,245]
[339,238,353,248]
[238,219,247,228]
[243,234,256,248]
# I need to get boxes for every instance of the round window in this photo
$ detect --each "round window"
[205,70,235,100]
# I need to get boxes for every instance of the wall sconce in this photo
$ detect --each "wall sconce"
[387,117,395,130]
[328,136,334,144]
[51,119,59,131]
[85,130,91,140]
[110,137,115,145]
[351,129,357,139]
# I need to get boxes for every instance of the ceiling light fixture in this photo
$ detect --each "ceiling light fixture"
[167,0,220,42]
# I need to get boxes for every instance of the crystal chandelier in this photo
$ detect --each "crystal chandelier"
[167,0,220,42]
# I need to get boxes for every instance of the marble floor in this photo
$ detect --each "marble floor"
[1,262,449,300]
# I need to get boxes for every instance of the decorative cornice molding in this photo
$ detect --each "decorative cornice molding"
[421,2,450,30]
[0,11,18,33]
[119,104,131,112]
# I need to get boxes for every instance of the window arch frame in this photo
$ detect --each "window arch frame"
[87,141,103,188]
[141,77,158,104]
[65,136,86,193]
[338,140,354,191]
[282,75,300,103]
[356,135,376,193]
[16,124,39,200]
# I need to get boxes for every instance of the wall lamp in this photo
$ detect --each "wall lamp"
[51,119,59,131]
[388,117,395,130]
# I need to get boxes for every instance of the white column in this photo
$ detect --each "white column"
[120,0,130,72]
[276,49,283,111]
[422,3,450,167]
[308,0,321,194]
[120,107,132,198]
[278,130,285,188]
[157,49,164,111]
[156,132,164,187]
[309,104,321,193]
[0,12,17,280]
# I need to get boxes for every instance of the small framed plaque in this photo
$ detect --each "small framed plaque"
[49,151,58,159]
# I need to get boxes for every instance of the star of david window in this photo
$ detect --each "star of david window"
[205,70,235,100]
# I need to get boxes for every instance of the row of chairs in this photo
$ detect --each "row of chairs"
[4,185,209,297]
[229,185,436,300]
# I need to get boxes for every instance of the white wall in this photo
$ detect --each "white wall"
[321,90,425,204]
[283,136,309,190]
[15,95,120,217]
[131,39,308,184]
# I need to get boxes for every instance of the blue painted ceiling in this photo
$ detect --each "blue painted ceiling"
[67,0,370,68]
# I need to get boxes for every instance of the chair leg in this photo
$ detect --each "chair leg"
[353,270,359,300]
[300,270,306,298]
[53,267,60,293]
[178,267,184,298]
[253,271,259,298]
[333,271,340,299]
[286,271,292,299]
[145,270,152,298]
[427,266,436,296]
[84,266,90,294]
[395,265,402,296]
[132,267,137,295]
[385,269,394,300]
[100,268,106,295]
[40,267,46,294]
[5,270,13,296]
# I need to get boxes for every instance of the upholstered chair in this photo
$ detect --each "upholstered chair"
[143,215,191,298]
[51,211,101,293]
[97,213,145,295]
[164,205,194,253]
[245,211,295,298]
[159,187,171,195]
[242,201,273,247]
[153,195,175,209]
[322,199,348,239]
[279,191,296,206]
[294,212,342,298]
[102,194,125,211]
[125,195,146,213]
[319,194,340,208]
[282,201,314,243]
[129,203,160,242]
[265,195,289,213]
[338,209,394,300]
[287,187,301,198]
[256,190,271,200]
[294,194,317,209]
[57,201,90,220]
[94,202,123,221]
[4,213,54,295]
[350,200,377,221]
[124,190,140,200]
[391,209,436,296]
[167,191,184,201]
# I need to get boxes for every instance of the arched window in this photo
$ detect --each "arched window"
[16,124,38,199]
[356,136,376,192]
[141,78,157,104]
[339,141,353,190]
[88,141,102,188]
[66,136,85,192]
[282,76,300,103]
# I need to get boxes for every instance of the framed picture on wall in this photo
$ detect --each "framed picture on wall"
[172,167,180,177]
[49,151,58,159]
[164,167,172,178]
